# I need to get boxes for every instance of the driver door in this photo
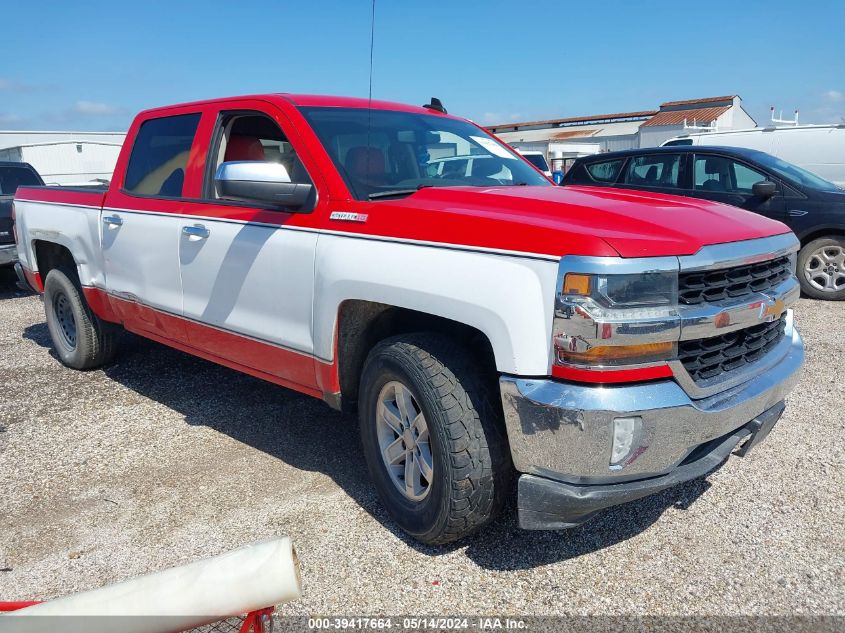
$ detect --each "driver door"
[687,153,787,223]
[177,105,321,390]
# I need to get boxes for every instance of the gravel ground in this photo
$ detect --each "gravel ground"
[0,268,843,616]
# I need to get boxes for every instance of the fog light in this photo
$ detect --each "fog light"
[610,416,642,467]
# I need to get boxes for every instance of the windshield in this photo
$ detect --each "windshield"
[299,107,551,200]
[752,152,840,192]
[0,166,41,195]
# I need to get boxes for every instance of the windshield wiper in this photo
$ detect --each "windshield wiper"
[368,189,419,200]
[368,185,432,200]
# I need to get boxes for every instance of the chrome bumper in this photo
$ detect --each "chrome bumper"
[0,243,17,266]
[500,311,804,485]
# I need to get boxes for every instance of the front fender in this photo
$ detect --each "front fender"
[313,234,559,375]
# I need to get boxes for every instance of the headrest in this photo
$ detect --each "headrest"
[704,157,726,174]
[225,135,265,162]
[345,146,385,179]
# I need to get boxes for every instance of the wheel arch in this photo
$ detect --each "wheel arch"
[333,300,499,411]
[32,240,79,282]
[797,226,845,247]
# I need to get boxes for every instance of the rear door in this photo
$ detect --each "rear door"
[686,152,787,222]
[176,103,322,391]
[101,112,202,341]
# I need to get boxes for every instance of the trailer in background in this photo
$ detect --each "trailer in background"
[0,140,122,185]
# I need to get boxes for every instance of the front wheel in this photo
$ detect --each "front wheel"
[358,333,510,545]
[43,268,118,369]
[797,237,845,300]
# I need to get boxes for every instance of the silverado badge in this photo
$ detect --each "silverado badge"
[329,211,368,223]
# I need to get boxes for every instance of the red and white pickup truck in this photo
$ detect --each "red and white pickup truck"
[13,94,804,543]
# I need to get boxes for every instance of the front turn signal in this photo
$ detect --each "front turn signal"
[557,341,675,366]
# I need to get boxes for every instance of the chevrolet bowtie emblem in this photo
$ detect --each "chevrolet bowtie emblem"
[758,297,786,322]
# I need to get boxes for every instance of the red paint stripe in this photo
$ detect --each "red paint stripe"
[0,602,40,612]
[83,288,338,401]
[15,186,106,208]
[551,363,673,384]
[21,266,43,293]
[81,287,121,322]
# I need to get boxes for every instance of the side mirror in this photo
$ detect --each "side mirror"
[215,161,313,210]
[751,180,777,199]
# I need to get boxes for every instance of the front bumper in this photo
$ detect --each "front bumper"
[500,313,803,528]
[0,243,17,266]
[517,401,784,529]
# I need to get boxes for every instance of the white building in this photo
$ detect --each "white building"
[488,95,757,173]
[0,130,126,185]
[637,96,756,148]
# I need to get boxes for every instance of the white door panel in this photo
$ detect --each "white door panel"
[101,210,184,332]
[179,220,316,354]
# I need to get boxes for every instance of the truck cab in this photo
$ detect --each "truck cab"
[13,94,804,543]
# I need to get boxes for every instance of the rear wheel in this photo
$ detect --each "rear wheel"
[358,333,510,544]
[44,268,118,369]
[798,237,845,300]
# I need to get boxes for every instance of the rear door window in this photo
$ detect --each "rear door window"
[124,113,201,197]
[585,159,624,183]
[623,154,682,189]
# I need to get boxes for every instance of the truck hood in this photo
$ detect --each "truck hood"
[387,185,792,258]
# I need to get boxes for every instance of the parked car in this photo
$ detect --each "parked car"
[0,161,44,267]
[14,94,803,543]
[661,124,845,187]
[563,146,845,299]
[517,150,553,178]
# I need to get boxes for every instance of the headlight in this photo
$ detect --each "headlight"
[564,271,678,308]
[553,269,680,373]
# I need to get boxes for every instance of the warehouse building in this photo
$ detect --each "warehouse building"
[488,95,756,173]
[0,130,125,185]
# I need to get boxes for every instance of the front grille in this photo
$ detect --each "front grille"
[679,256,792,305]
[678,317,786,384]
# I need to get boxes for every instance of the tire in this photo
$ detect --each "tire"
[797,237,845,300]
[43,267,118,369]
[358,333,510,544]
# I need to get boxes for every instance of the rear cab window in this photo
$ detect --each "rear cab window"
[123,113,201,198]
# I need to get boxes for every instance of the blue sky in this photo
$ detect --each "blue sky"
[2,0,843,131]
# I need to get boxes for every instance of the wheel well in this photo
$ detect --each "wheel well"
[33,241,78,282]
[800,228,845,248]
[336,300,498,411]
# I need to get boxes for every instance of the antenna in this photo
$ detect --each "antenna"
[770,106,799,126]
[423,97,447,114]
[367,0,375,105]
[365,0,376,189]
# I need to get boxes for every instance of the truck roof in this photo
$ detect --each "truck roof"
[138,93,454,119]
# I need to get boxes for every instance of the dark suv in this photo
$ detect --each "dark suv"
[1,162,44,268]
[563,146,845,299]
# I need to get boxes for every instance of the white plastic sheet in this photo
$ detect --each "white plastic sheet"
[2,537,301,633]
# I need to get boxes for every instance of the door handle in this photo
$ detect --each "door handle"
[788,209,808,217]
[182,224,210,240]
[103,214,123,228]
